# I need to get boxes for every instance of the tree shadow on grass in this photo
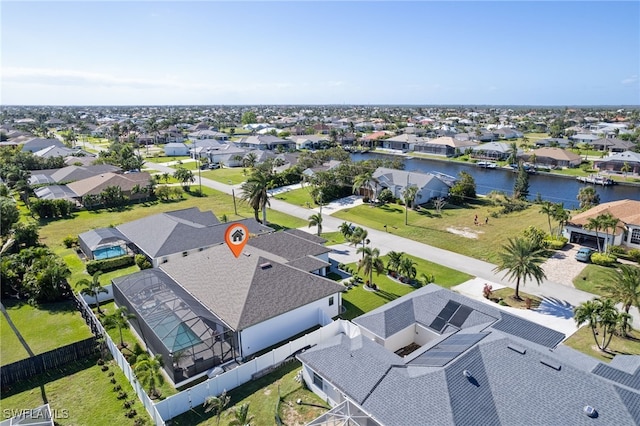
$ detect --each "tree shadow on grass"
[374,289,400,303]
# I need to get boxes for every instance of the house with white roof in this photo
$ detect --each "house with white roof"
[372,167,451,205]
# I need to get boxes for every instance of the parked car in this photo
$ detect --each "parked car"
[575,247,595,263]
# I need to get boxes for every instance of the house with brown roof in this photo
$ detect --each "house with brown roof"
[412,136,478,157]
[562,199,640,249]
[66,171,152,203]
[520,147,582,168]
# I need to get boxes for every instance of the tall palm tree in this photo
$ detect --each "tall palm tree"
[339,222,354,240]
[78,272,107,314]
[507,142,518,165]
[240,169,271,224]
[493,237,547,300]
[308,213,323,236]
[357,246,384,286]
[228,403,254,426]
[598,213,619,252]
[599,265,640,334]
[577,186,600,210]
[349,227,369,259]
[552,203,570,237]
[539,201,555,235]
[204,390,231,426]
[585,215,605,253]
[134,353,165,398]
[574,298,621,351]
[386,251,404,273]
[352,170,377,200]
[103,306,136,348]
[402,185,419,225]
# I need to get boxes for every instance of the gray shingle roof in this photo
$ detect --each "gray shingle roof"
[285,255,330,273]
[79,227,129,251]
[491,312,564,348]
[160,244,343,330]
[284,228,327,244]
[247,231,331,261]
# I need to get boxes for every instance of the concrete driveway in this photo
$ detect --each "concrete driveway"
[541,243,588,288]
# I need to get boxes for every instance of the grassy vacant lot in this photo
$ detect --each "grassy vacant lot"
[200,167,248,185]
[572,264,616,297]
[1,301,93,365]
[0,359,151,426]
[564,326,640,363]
[170,360,327,426]
[273,186,316,207]
[341,254,472,321]
[333,199,549,264]
[38,189,305,251]
[144,156,190,164]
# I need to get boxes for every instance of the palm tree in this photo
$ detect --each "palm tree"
[134,353,165,398]
[399,256,417,280]
[599,265,640,334]
[386,251,404,273]
[552,203,570,237]
[103,306,136,348]
[599,213,619,252]
[349,227,369,259]
[308,213,323,236]
[585,215,605,253]
[577,186,600,210]
[621,162,631,179]
[228,403,254,426]
[204,390,231,426]
[352,170,377,200]
[507,142,518,165]
[78,272,107,314]
[402,185,419,226]
[493,237,547,300]
[574,298,621,351]
[242,152,258,168]
[339,222,354,240]
[240,169,270,224]
[357,246,384,286]
[539,201,555,235]
[173,167,195,190]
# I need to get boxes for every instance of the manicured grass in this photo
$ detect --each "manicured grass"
[563,326,640,363]
[333,199,549,263]
[572,264,616,297]
[340,254,472,321]
[490,287,542,309]
[320,231,346,245]
[0,315,29,365]
[38,189,305,252]
[200,167,248,185]
[170,360,327,426]
[0,359,152,425]
[1,300,93,363]
[57,247,140,292]
[144,156,190,163]
[273,186,316,207]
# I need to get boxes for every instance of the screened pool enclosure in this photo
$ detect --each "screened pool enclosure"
[112,269,238,383]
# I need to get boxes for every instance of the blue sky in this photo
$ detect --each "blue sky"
[2,1,639,106]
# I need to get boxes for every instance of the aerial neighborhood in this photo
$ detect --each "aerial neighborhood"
[2,105,640,425]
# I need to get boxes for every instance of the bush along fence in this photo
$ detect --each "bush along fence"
[75,291,358,424]
[1,337,98,389]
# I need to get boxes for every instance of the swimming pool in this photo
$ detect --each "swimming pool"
[93,246,127,260]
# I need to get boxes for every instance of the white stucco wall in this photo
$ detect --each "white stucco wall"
[415,324,440,346]
[302,365,344,407]
[239,294,341,357]
[383,325,414,352]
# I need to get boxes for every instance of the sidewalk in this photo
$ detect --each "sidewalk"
[144,161,640,326]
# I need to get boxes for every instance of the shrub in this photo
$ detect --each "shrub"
[63,235,78,248]
[110,378,116,384]
[544,236,568,250]
[362,196,370,203]
[133,418,146,426]
[608,246,627,256]
[629,249,640,263]
[591,252,617,267]
[97,358,105,366]
[377,188,394,204]
[113,384,122,392]
[134,254,152,270]
[86,255,135,275]
[117,391,128,400]
[125,409,137,418]
[101,365,109,372]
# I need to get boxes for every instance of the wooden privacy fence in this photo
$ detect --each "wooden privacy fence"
[1,337,98,388]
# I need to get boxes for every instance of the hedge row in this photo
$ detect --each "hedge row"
[86,255,135,275]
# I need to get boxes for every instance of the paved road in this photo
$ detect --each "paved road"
[145,161,640,325]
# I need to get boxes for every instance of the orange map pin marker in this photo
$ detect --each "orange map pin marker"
[225,223,249,258]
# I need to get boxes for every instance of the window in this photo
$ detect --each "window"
[313,372,323,389]
[631,229,640,245]
[329,296,334,306]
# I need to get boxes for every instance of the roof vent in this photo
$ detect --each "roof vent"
[583,405,598,418]
[243,252,251,257]
[463,370,472,378]
[260,262,272,269]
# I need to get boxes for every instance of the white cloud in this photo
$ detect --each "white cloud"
[621,75,638,85]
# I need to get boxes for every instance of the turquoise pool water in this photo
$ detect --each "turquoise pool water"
[93,246,126,260]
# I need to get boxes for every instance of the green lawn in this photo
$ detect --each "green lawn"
[333,200,549,263]
[320,231,347,245]
[1,301,93,365]
[340,254,472,321]
[0,359,152,426]
[200,167,248,185]
[564,326,640,363]
[573,264,617,296]
[0,315,29,365]
[144,156,190,164]
[170,361,327,426]
[273,186,317,207]
[38,189,305,252]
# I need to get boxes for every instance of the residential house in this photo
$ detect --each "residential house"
[520,147,582,168]
[372,167,451,204]
[33,145,88,159]
[164,142,190,157]
[380,134,423,152]
[29,164,121,186]
[235,135,295,151]
[302,160,341,179]
[66,171,152,204]
[412,137,478,157]
[569,133,600,144]
[595,151,640,176]
[494,128,523,139]
[288,135,329,150]
[592,138,635,153]
[469,142,514,160]
[534,138,572,148]
[112,231,343,383]
[20,138,65,153]
[563,199,640,249]
[298,284,640,426]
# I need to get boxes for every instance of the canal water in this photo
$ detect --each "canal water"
[352,152,640,209]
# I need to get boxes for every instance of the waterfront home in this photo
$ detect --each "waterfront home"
[519,147,581,168]
[372,167,451,205]
[412,136,478,157]
[469,142,514,160]
[591,138,636,153]
[235,135,295,151]
[595,151,640,175]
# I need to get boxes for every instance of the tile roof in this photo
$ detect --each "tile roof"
[569,199,640,227]
[66,171,151,197]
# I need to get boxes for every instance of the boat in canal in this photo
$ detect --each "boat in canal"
[576,174,615,186]
[476,161,498,169]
